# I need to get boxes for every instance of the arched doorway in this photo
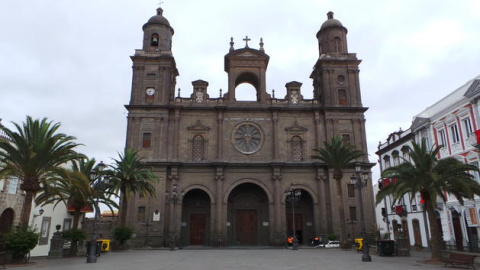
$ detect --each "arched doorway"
[285,189,314,245]
[402,219,409,243]
[227,183,269,246]
[181,189,211,246]
[0,208,14,233]
[392,220,399,237]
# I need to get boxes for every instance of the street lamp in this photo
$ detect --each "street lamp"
[350,162,371,262]
[86,161,109,263]
[165,183,184,251]
[285,183,301,250]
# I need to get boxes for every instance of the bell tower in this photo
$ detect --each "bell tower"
[310,12,363,108]
[129,8,178,106]
[223,37,271,103]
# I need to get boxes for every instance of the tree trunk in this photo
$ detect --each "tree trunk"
[69,211,82,257]
[335,176,347,244]
[119,193,128,227]
[20,191,35,227]
[69,240,78,257]
[20,178,40,227]
[425,199,443,262]
[72,211,82,230]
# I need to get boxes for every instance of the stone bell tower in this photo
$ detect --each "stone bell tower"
[310,11,363,108]
[223,37,271,103]
[128,7,179,107]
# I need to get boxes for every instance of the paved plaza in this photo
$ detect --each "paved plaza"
[9,248,448,270]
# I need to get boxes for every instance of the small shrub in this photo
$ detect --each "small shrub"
[113,227,133,244]
[327,233,338,241]
[4,227,39,258]
[62,229,87,242]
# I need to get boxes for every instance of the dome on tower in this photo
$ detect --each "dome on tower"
[319,11,345,31]
[143,8,172,30]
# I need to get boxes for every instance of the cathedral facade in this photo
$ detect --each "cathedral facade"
[124,8,374,247]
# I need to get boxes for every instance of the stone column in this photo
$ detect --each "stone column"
[315,168,327,233]
[173,109,181,160]
[213,172,224,246]
[271,110,279,160]
[216,110,224,160]
[272,168,284,245]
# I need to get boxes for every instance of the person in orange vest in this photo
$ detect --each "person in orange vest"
[287,236,293,247]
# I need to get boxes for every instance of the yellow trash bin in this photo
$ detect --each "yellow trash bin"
[355,238,363,251]
[98,239,110,252]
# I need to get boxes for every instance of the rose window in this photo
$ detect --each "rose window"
[232,123,263,154]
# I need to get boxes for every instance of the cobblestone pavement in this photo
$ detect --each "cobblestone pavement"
[7,248,447,270]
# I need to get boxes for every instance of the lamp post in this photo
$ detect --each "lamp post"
[350,162,371,262]
[165,183,184,251]
[285,183,301,250]
[86,161,109,263]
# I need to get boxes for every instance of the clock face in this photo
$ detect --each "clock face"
[146,88,155,96]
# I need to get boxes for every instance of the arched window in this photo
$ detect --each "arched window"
[392,150,399,166]
[151,34,159,47]
[333,37,342,53]
[291,136,303,161]
[192,135,205,161]
[338,89,347,105]
[401,146,409,159]
[383,155,391,169]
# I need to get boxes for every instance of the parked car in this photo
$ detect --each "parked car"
[324,241,340,248]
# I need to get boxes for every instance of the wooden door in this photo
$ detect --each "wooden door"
[402,220,409,241]
[412,220,422,246]
[452,213,464,251]
[236,210,257,245]
[189,214,206,245]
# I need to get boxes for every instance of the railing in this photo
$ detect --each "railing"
[170,97,319,107]
[319,53,357,60]
[134,49,173,57]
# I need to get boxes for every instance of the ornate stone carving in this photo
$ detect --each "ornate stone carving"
[231,122,263,154]
[272,175,283,181]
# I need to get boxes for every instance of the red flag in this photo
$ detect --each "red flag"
[419,194,425,204]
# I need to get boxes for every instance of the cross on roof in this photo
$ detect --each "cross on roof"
[243,36,251,48]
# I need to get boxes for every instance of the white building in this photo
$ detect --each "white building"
[29,201,76,257]
[376,74,480,251]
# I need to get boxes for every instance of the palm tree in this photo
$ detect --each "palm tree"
[0,116,81,226]
[36,159,118,256]
[312,136,365,244]
[108,149,157,227]
[376,139,480,262]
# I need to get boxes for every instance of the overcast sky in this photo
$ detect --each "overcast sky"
[1,0,479,182]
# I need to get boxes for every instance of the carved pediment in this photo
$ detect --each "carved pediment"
[285,121,308,132]
[187,120,210,131]
[238,52,256,57]
[228,47,267,59]
[411,117,430,131]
